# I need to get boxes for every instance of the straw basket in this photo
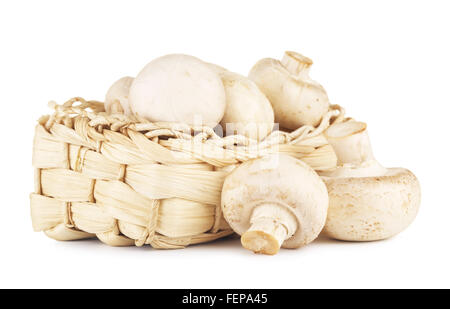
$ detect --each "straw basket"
[30,97,343,249]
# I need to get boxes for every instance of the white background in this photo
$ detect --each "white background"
[1,0,449,289]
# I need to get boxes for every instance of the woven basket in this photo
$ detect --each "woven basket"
[30,97,343,249]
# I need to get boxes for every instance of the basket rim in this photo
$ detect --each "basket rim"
[41,97,346,148]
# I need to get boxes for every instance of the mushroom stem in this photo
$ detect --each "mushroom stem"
[323,121,387,178]
[241,204,298,255]
[325,121,376,165]
[281,51,313,78]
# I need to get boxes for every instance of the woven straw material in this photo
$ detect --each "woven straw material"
[30,97,344,249]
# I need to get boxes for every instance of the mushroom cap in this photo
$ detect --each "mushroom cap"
[218,70,274,140]
[105,76,134,115]
[323,168,421,241]
[221,154,329,248]
[248,57,329,130]
[129,54,226,127]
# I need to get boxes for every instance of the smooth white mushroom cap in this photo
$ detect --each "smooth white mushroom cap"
[213,68,274,141]
[104,76,134,115]
[129,54,226,127]
[323,168,420,241]
[248,51,329,130]
[221,154,329,251]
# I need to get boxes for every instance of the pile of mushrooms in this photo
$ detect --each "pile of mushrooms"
[107,54,274,139]
[104,51,420,255]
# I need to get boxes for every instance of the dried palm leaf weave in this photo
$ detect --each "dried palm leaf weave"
[30,97,344,249]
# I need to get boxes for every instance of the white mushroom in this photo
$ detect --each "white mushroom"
[208,64,274,141]
[104,76,134,115]
[248,51,329,130]
[129,54,226,127]
[221,154,328,255]
[321,121,421,241]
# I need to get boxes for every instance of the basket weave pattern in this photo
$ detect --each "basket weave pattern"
[30,98,342,249]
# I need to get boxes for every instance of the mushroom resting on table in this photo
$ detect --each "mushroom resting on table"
[221,154,329,255]
[321,121,421,241]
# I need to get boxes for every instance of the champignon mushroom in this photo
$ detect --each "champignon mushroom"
[248,51,329,130]
[129,54,226,127]
[208,64,274,140]
[104,76,134,115]
[321,121,421,241]
[221,154,329,255]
